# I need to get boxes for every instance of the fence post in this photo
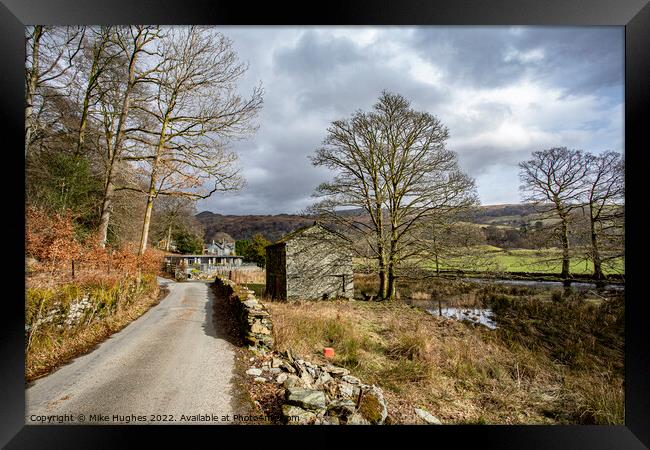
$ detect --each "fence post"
[71,259,75,279]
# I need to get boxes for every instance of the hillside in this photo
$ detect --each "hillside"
[196,204,548,242]
[196,211,313,242]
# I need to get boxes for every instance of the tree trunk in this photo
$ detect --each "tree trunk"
[138,114,169,255]
[560,216,571,279]
[139,190,155,255]
[25,26,42,155]
[76,38,106,156]
[97,40,139,247]
[385,223,398,300]
[590,218,604,280]
[166,224,172,251]
[98,166,116,246]
[374,195,388,300]
[387,263,397,301]
[378,265,387,300]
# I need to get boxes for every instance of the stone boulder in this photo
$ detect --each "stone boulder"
[285,388,327,411]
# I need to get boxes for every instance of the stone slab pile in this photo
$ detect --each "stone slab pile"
[247,350,388,425]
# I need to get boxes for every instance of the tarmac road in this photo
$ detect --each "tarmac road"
[26,278,239,425]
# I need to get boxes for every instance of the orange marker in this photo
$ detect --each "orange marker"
[324,347,335,358]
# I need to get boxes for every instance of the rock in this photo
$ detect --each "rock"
[326,398,357,416]
[276,373,288,384]
[337,381,355,398]
[285,388,327,411]
[345,413,370,425]
[269,367,281,374]
[341,375,360,385]
[357,386,388,424]
[271,357,283,368]
[414,408,442,425]
[280,361,296,373]
[282,405,316,425]
[243,300,260,309]
[317,416,340,425]
[246,368,263,376]
[299,371,314,387]
[254,377,267,383]
[282,374,301,389]
[323,380,339,399]
[314,371,332,387]
[324,365,349,377]
[249,357,255,362]
[251,322,271,334]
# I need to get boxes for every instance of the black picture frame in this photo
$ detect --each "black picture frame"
[2,0,648,447]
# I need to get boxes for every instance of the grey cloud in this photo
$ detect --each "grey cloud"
[273,31,369,79]
[411,26,623,95]
[196,26,623,215]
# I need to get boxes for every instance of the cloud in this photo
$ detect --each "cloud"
[196,26,624,215]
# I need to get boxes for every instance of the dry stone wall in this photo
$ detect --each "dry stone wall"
[213,276,274,350]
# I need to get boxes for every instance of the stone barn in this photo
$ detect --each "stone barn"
[266,223,354,300]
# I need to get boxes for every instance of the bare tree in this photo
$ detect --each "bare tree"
[311,92,477,300]
[25,26,85,155]
[73,26,122,157]
[519,147,589,279]
[376,93,478,298]
[121,27,263,254]
[150,196,203,251]
[415,218,493,276]
[309,105,390,298]
[582,151,625,279]
[96,26,164,247]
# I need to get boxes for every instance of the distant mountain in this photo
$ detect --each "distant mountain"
[196,211,314,242]
[195,204,548,243]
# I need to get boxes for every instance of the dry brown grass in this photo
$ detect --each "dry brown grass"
[26,275,162,381]
[263,294,624,425]
[229,269,265,285]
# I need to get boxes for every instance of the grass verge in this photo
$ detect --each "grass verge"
[25,274,164,382]
[263,284,624,425]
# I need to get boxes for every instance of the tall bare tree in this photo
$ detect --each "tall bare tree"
[582,151,625,279]
[519,147,589,279]
[311,92,477,300]
[121,27,262,254]
[96,26,164,247]
[309,106,390,298]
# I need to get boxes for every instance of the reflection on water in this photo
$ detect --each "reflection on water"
[404,298,498,330]
[426,307,497,330]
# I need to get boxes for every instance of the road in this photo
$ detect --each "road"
[26,278,241,425]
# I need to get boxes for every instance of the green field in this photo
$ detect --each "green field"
[355,247,624,277]
[485,249,624,275]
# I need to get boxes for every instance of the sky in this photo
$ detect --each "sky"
[195,26,624,216]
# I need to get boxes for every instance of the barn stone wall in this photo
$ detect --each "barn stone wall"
[285,226,353,300]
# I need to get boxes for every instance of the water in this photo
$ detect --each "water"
[463,277,624,292]
[426,306,497,330]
